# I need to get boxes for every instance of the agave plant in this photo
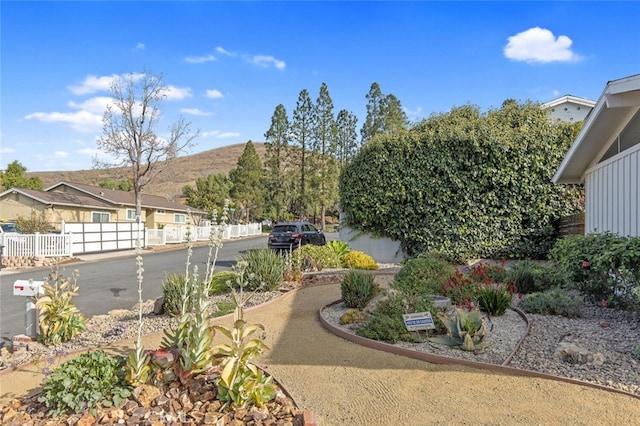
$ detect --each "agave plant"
[326,240,351,261]
[429,308,489,351]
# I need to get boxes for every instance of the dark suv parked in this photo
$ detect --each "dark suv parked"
[267,221,326,251]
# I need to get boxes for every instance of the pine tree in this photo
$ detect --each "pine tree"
[264,104,291,222]
[335,109,359,169]
[229,141,264,222]
[360,82,408,144]
[290,89,314,219]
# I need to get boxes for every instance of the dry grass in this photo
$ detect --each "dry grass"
[27,142,267,201]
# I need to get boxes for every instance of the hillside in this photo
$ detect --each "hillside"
[27,142,267,201]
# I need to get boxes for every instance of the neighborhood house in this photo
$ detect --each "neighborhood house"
[0,181,204,230]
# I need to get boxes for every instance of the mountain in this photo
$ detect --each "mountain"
[27,142,267,201]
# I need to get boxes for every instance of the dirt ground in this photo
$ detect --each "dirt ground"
[2,278,639,425]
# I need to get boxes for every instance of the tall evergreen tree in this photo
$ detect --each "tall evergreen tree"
[229,141,264,222]
[360,82,408,144]
[360,82,385,144]
[310,82,337,229]
[335,109,359,169]
[264,104,291,222]
[290,89,314,219]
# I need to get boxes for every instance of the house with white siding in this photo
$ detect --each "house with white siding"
[553,74,640,237]
[542,95,596,123]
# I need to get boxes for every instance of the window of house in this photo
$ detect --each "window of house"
[599,110,640,163]
[126,209,137,221]
[156,209,166,215]
[174,213,186,224]
[92,212,110,223]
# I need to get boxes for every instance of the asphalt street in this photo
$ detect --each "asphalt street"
[0,235,270,345]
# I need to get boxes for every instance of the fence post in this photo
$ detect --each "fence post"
[34,232,40,257]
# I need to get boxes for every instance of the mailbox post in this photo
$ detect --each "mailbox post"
[13,280,44,337]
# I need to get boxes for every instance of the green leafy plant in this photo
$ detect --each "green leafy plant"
[506,260,563,294]
[162,272,205,316]
[213,301,236,317]
[476,283,514,316]
[210,271,239,294]
[357,293,421,343]
[342,250,378,270]
[392,256,454,299]
[39,350,131,417]
[35,264,86,345]
[294,244,342,271]
[339,101,583,261]
[341,270,377,309]
[518,288,583,318]
[240,248,285,291]
[549,232,640,306]
[326,240,351,261]
[212,262,273,409]
[430,308,489,351]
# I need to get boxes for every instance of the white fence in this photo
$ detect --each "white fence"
[145,223,263,246]
[0,223,263,258]
[1,233,73,258]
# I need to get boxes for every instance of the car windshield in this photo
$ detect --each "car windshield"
[273,225,298,233]
[1,223,18,232]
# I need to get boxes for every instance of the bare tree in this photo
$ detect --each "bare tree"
[97,70,198,220]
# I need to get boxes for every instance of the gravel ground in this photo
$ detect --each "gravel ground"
[321,299,640,396]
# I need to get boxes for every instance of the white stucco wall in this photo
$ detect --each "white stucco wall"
[338,225,407,264]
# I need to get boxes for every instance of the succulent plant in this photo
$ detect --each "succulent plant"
[429,308,489,351]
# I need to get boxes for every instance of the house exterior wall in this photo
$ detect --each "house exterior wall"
[584,143,640,236]
[0,192,46,221]
[546,102,592,123]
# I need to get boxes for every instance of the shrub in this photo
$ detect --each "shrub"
[339,102,583,261]
[392,256,454,298]
[342,250,378,270]
[476,283,514,316]
[326,240,351,261]
[162,273,205,316]
[295,244,341,271]
[357,293,414,343]
[35,264,86,345]
[518,288,583,318]
[467,261,508,285]
[39,350,131,417]
[507,261,564,294]
[210,271,239,294]
[441,270,481,308]
[240,248,284,291]
[549,232,640,305]
[341,270,377,309]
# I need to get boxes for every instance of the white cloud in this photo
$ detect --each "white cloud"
[165,85,192,100]
[504,27,582,64]
[216,46,233,56]
[0,146,15,154]
[135,42,145,50]
[201,130,240,139]
[68,74,119,94]
[54,151,69,159]
[185,54,216,63]
[68,96,113,114]
[252,55,286,70]
[205,89,224,99]
[24,110,102,132]
[404,106,423,118]
[181,108,213,116]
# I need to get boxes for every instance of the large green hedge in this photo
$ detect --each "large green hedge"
[339,101,583,261]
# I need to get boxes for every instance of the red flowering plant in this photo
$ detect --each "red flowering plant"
[445,261,520,315]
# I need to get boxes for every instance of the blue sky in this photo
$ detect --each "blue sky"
[2,1,639,173]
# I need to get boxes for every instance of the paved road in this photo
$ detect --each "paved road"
[0,235,270,345]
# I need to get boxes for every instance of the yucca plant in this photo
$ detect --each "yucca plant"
[429,308,489,351]
[35,264,86,345]
[341,270,377,309]
[240,248,284,291]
